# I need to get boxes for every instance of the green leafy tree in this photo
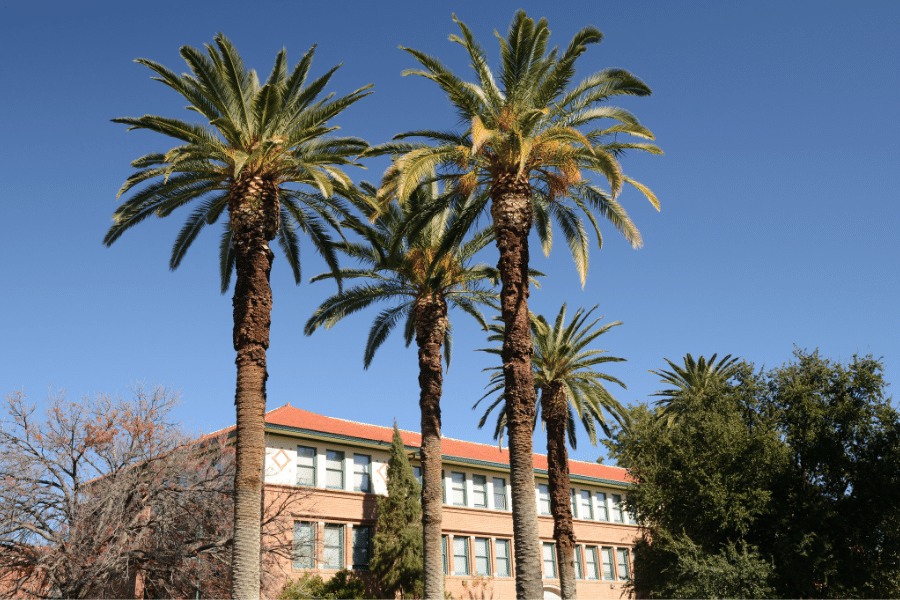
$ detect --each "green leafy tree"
[277,569,369,599]
[105,34,371,598]
[370,423,424,599]
[649,353,740,426]
[305,181,503,599]
[476,304,628,598]
[607,349,900,598]
[368,12,661,596]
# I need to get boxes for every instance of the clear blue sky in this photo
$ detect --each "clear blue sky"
[2,0,897,463]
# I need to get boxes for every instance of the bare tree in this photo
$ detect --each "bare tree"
[0,384,305,599]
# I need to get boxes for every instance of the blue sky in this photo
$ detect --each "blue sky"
[2,0,897,463]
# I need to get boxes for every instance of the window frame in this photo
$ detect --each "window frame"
[601,546,615,580]
[296,445,317,487]
[616,548,631,580]
[452,536,470,576]
[473,537,491,576]
[574,545,583,580]
[323,523,344,570]
[584,545,599,580]
[542,542,557,579]
[325,449,345,490]
[472,474,488,508]
[492,477,508,510]
[570,488,578,518]
[495,539,511,578]
[611,493,624,523]
[292,521,315,570]
[595,491,609,521]
[353,453,372,493]
[351,525,373,570]
[538,483,551,515]
[450,471,467,507]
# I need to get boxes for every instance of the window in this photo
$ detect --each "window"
[611,493,624,523]
[495,539,511,577]
[473,537,491,576]
[493,477,507,510]
[570,488,578,518]
[538,484,551,515]
[625,495,636,524]
[585,546,599,580]
[451,472,467,506]
[601,547,615,580]
[442,535,448,574]
[413,466,422,487]
[353,454,371,493]
[616,548,631,580]
[543,542,557,579]
[472,474,487,508]
[453,536,470,575]
[324,524,344,569]
[293,521,315,569]
[574,545,583,579]
[352,526,372,570]
[441,470,446,503]
[326,450,344,490]
[580,490,593,520]
[296,446,316,487]
[595,492,609,521]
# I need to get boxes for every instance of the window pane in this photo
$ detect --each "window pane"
[353,454,371,492]
[538,484,550,515]
[413,466,422,487]
[324,524,344,569]
[543,542,557,579]
[474,537,491,576]
[326,450,344,489]
[293,521,314,569]
[296,446,316,487]
[442,535,448,575]
[453,537,470,575]
[601,547,614,580]
[352,526,372,570]
[493,478,507,510]
[495,539,511,577]
[617,548,630,580]
[570,488,578,518]
[574,546,583,579]
[585,546,599,580]
[611,493,624,523]
[451,472,466,506]
[580,490,593,520]
[596,492,609,521]
[472,474,487,508]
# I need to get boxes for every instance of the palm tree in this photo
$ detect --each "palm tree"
[367,12,661,595]
[476,304,628,598]
[650,354,740,426]
[304,180,504,600]
[105,34,371,598]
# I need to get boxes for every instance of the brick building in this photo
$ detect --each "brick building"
[261,404,637,599]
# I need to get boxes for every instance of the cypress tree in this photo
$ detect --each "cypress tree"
[370,423,424,598]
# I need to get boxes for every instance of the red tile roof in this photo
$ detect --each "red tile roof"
[264,404,629,484]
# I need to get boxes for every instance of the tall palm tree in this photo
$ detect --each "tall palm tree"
[476,304,628,598]
[304,181,504,600]
[104,34,371,599]
[367,12,661,596]
[650,353,740,426]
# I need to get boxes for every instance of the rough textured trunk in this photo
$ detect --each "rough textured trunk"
[543,384,577,599]
[491,172,543,599]
[229,174,279,600]
[415,293,448,600]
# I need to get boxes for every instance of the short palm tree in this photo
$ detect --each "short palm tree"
[650,353,740,426]
[304,180,503,600]
[104,34,371,598]
[476,304,627,598]
[366,13,661,595]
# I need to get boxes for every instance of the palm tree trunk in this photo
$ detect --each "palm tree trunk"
[415,293,448,600]
[229,175,279,600]
[491,172,542,600]
[542,384,577,599]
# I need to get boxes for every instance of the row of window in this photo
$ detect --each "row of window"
[538,484,635,524]
[296,446,373,493]
[557,544,630,581]
[292,522,373,571]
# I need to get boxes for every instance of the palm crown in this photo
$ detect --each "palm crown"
[650,353,741,425]
[369,11,662,284]
[104,33,372,290]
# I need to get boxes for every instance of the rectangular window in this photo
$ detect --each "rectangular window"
[625,495,636,524]
[296,446,316,487]
[292,521,315,569]
[611,493,624,523]
[580,490,593,520]
[451,472,467,506]
[595,492,609,521]
[441,470,446,504]
[616,548,631,580]
[352,526,372,570]
[472,474,488,508]
[570,488,578,518]
[453,536,470,575]
[538,484,551,515]
[493,477,507,510]
[601,547,615,580]
[473,537,491,576]
[442,535,448,575]
[585,546,599,580]
[413,466,422,487]
[324,524,344,569]
[495,539,511,577]
[543,542,557,579]
[326,450,344,490]
[574,545,583,580]
[353,454,372,493]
